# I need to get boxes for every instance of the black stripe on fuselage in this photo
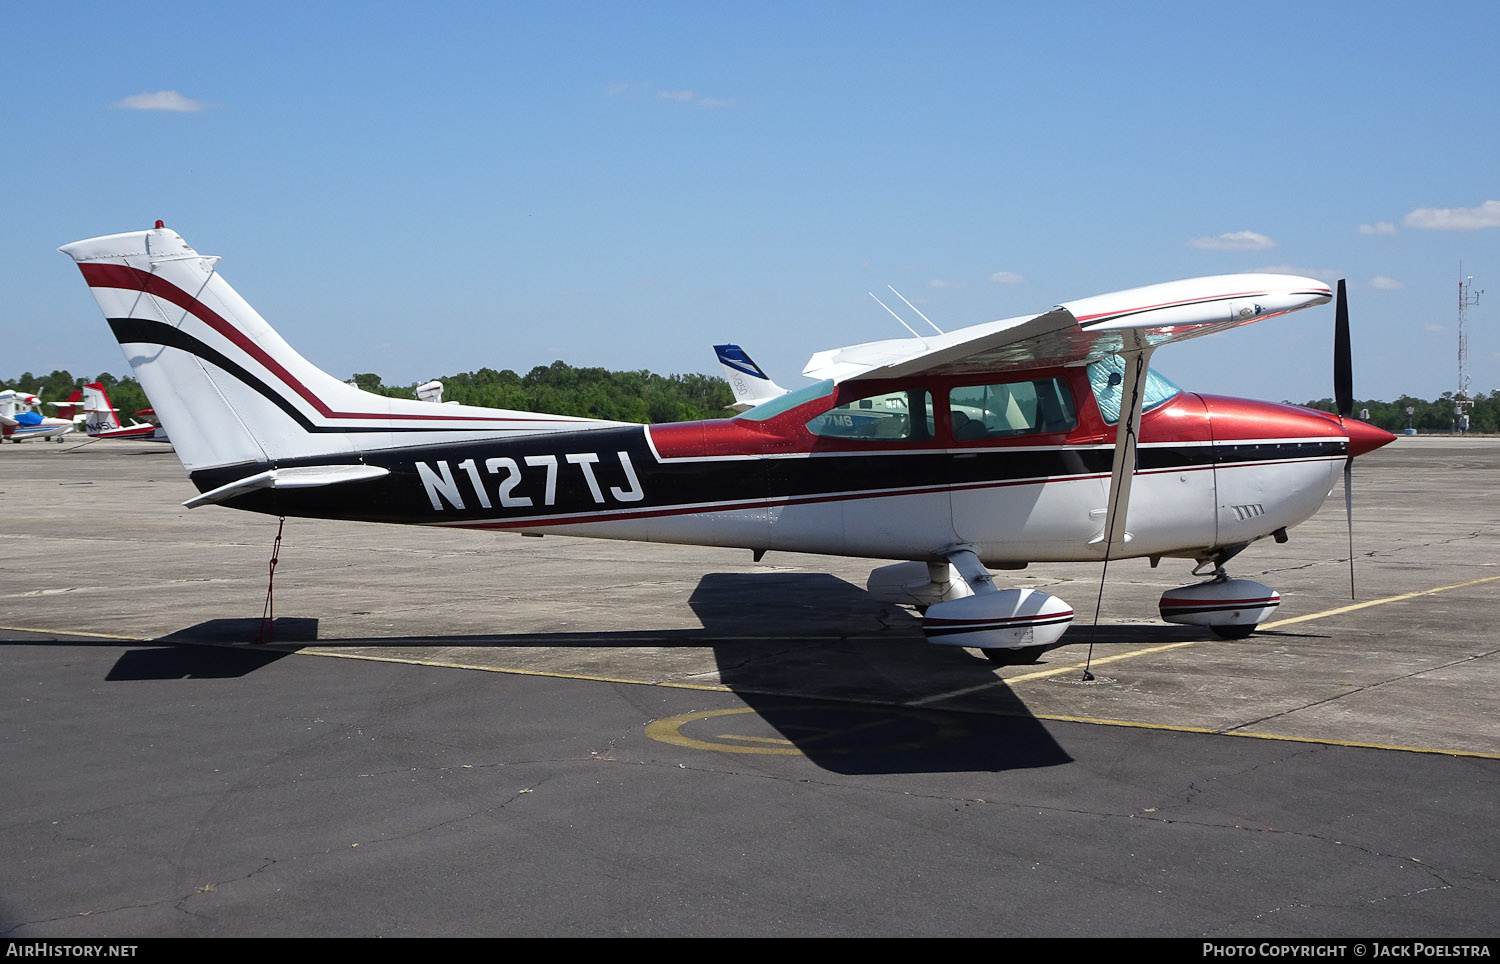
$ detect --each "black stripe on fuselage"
[188,428,1348,527]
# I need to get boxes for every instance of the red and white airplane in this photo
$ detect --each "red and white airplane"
[59,224,1394,659]
[62,381,169,441]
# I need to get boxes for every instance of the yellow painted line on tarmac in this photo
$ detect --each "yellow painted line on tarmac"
[0,624,151,641]
[1217,730,1500,760]
[1258,573,1500,630]
[924,571,1500,696]
[909,640,1203,704]
[1022,713,1500,760]
[298,647,735,691]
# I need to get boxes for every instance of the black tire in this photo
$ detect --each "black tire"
[1210,623,1256,640]
[981,645,1047,665]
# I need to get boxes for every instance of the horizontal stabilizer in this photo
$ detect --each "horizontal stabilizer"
[183,464,390,509]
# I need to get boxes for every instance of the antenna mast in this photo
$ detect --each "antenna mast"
[1456,265,1482,432]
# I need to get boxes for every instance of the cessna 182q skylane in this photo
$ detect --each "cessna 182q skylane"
[60,225,1394,660]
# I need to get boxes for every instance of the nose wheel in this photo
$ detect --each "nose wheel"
[980,645,1050,665]
[1159,567,1280,638]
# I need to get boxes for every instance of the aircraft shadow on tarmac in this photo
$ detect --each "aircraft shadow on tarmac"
[6,571,1318,773]
[99,618,317,680]
[121,571,1275,775]
[103,642,296,680]
[111,569,1321,774]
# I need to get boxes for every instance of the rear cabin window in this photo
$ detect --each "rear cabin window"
[805,389,935,441]
[948,377,1077,440]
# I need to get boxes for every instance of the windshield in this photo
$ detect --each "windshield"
[737,379,835,422]
[1087,356,1183,424]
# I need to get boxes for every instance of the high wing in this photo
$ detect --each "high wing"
[802,273,1332,557]
[803,274,1332,382]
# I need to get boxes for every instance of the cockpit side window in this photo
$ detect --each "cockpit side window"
[1087,356,1184,424]
[948,377,1077,440]
[805,388,935,441]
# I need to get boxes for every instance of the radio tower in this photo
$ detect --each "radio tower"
[1456,265,1482,432]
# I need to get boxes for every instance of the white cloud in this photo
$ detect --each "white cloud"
[928,279,963,288]
[1359,221,1397,236]
[1254,264,1337,281]
[1424,323,1446,335]
[657,89,733,108]
[1403,200,1500,230]
[988,271,1025,284]
[1371,275,1403,290]
[1188,230,1276,251]
[114,90,207,112]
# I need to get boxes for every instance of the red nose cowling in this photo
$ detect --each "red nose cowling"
[1345,419,1397,458]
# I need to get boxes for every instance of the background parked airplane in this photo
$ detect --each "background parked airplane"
[69,382,168,441]
[715,344,789,412]
[0,389,74,442]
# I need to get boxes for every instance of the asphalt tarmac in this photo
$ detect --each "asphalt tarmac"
[1,436,1496,937]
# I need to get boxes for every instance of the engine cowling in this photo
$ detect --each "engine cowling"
[921,589,1073,650]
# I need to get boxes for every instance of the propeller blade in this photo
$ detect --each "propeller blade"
[1334,279,1353,419]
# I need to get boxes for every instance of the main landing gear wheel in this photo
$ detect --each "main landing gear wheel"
[981,645,1047,665]
[1210,624,1257,640]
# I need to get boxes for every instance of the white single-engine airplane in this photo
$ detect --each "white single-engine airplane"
[0,389,75,442]
[60,224,1394,660]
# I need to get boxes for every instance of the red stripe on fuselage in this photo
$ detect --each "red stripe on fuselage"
[78,263,588,426]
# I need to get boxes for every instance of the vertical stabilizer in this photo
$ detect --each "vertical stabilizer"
[60,225,623,473]
[714,344,789,413]
[81,383,122,434]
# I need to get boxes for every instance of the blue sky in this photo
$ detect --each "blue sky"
[5,1,1497,404]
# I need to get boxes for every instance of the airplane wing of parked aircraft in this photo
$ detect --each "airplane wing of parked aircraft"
[60,223,1394,661]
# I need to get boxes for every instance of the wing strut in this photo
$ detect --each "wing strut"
[1082,333,1156,679]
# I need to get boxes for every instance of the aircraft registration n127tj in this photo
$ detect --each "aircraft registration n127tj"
[60,224,1395,661]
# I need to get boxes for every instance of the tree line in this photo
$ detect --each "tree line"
[6,364,1497,433]
[5,362,735,425]
[350,361,733,422]
[1295,391,1500,434]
